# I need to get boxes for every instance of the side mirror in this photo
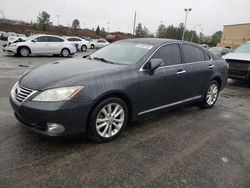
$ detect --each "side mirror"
[32,39,37,42]
[145,59,163,75]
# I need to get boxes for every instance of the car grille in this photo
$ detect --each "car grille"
[11,83,36,104]
[227,60,250,71]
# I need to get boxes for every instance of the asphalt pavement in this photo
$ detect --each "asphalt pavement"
[0,40,250,188]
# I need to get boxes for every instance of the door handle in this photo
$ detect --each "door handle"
[176,70,186,75]
[208,64,215,69]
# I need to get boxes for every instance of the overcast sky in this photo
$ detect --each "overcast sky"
[1,0,250,35]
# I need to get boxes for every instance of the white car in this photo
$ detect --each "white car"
[3,34,76,57]
[8,35,27,43]
[90,39,109,49]
[65,36,90,52]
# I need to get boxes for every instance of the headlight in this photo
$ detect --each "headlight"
[32,86,84,102]
[9,43,17,47]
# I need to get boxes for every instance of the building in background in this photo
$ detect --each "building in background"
[217,23,250,49]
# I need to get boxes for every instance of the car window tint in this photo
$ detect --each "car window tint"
[183,44,205,63]
[98,40,105,43]
[151,44,181,66]
[48,36,64,42]
[67,38,74,41]
[36,36,48,42]
[74,38,81,41]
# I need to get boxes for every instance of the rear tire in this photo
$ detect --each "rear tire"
[81,45,87,52]
[61,48,70,57]
[200,80,219,108]
[18,47,30,57]
[87,97,128,142]
[90,44,95,49]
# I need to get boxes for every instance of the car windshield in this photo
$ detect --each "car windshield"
[89,42,153,65]
[234,43,250,53]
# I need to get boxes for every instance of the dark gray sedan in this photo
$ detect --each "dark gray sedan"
[10,38,228,142]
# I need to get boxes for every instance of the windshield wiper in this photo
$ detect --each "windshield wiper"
[93,57,114,64]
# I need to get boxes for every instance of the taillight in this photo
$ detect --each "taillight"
[225,63,229,69]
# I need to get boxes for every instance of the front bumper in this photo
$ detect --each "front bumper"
[229,69,250,82]
[10,96,93,137]
[2,46,17,54]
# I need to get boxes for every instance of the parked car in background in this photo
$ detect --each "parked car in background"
[65,36,90,52]
[224,41,250,82]
[9,38,228,142]
[8,34,27,43]
[200,44,209,49]
[1,32,17,41]
[90,39,109,49]
[3,34,76,57]
[209,47,231,57]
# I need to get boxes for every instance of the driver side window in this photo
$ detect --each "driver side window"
[151,44,181,66]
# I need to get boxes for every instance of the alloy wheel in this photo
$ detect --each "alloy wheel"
[96,103,125,138]
[20,48,29,57]
[61,49,70,57]
[206,83,219,106]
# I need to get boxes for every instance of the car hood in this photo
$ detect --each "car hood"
[224,53,250,61]
[20,58,126,90]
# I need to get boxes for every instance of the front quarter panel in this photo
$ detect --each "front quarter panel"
[77,68,139,118]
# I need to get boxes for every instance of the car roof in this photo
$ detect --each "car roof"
[121,38,183,46]
[34,34,64,38]
[65,36,82,39]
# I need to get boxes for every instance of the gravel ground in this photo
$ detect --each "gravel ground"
[0,40,250,188]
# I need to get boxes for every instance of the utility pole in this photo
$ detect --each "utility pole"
[56,15,60,26]
[133,11,137,36]
[182,8,192,41]
[199,28,204,44]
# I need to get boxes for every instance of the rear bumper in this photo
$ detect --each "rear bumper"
[10,96,93,137]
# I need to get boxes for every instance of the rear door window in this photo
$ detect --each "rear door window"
[151,44,182,66]
[182,44,205,63]
[73,38,82,41]
[48,36,64,42]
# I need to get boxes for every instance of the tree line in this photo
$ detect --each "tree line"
[135,22,222,46]
[36,11,222,46]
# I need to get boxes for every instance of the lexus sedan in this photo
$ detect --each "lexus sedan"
[3,34,76,57]
[10,39,228,142]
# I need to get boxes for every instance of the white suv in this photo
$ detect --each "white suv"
[3,34,76,57]
[65,36,90,52]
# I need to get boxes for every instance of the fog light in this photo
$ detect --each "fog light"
[47,123,65,134]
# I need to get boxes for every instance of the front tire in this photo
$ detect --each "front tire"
[18,47,30,57]
[61,48,70,57]
[201,80,219,108]
[88,98,128,142]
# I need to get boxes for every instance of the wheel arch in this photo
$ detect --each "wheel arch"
[87,91,134,127]
[17,46,31,54]
[211,76,222,90]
